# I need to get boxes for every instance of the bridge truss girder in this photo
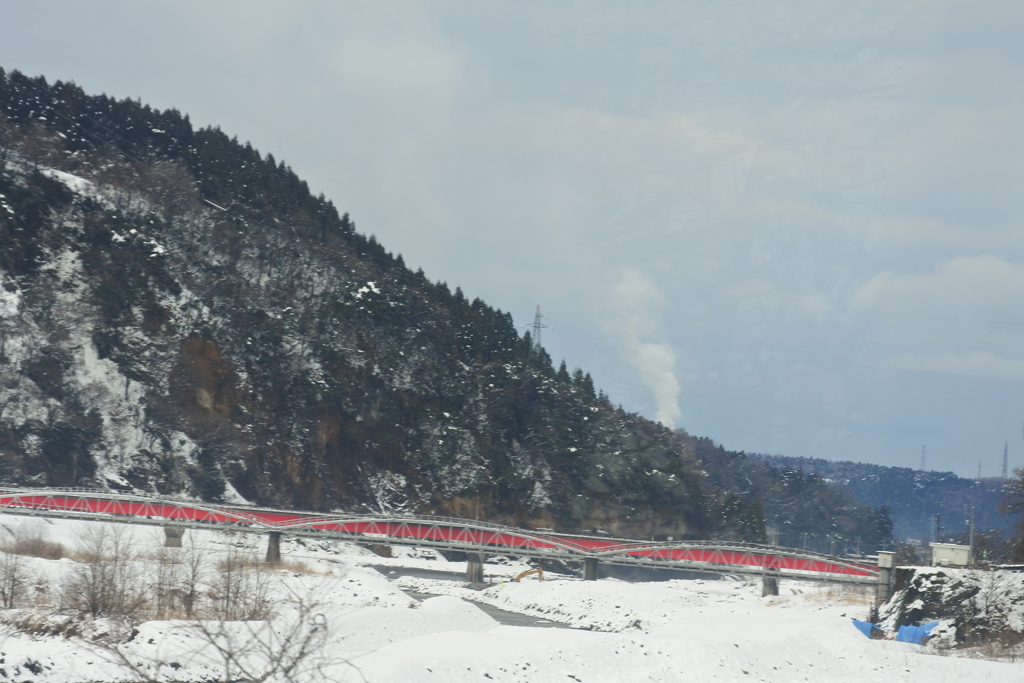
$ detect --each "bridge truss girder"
[0,488,879,585]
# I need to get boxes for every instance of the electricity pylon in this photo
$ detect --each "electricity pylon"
[523,305,550,356]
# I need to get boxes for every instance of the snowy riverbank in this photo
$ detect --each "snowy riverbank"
[0,515,1021,681]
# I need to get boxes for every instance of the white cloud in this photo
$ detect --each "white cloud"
[852,256,1024,378]
[853,256,1024,325]
[885,351,1024,381]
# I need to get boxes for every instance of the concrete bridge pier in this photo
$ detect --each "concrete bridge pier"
[163,527,185,548]
[266,531,282,564]
[761,569,779,596]
[466,552,486,584]
[583,557,599,581]
[875,551,894,607]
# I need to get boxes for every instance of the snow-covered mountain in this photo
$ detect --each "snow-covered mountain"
[0,69,890,547]
[0,69,719,539]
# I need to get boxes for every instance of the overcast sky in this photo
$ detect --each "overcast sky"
[3,1,1024,477]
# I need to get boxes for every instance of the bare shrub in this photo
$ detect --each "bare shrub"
[186,585,340,682]
[892,540,924,566]
[0,610,78,637]
[212,549,273,621]
[179,531,209,619]
[7,520,64,560]
[0,544,23,608]
[96,582,357,683]
[963,629,1024,661]
[145,530,212,619]
[151,544,184,620]
[0,520,65,609]
[63,525,146,617]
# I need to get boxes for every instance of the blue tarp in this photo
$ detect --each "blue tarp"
[896,621,940,645]
[851,620,881,638]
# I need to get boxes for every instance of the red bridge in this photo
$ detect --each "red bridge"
[0,487,879,585]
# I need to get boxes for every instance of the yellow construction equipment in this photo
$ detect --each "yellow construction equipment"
[514,567,544,582]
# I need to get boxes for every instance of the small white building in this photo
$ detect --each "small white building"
[930,542,972,567]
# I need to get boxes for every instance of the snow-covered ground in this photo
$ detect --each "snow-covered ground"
[0,515,1021,682]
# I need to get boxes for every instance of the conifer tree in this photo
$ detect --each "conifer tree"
[557,360,570,383]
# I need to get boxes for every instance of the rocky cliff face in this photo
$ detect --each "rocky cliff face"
[879,567,1024,648]
[0,69,735,539]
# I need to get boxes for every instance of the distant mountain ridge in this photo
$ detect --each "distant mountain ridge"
[688,437,893,554]
[752,454,1009,541]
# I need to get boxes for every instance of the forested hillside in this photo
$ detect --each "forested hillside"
[755,454,1009,542]
[689,438,893,554]
[0,69,889,550]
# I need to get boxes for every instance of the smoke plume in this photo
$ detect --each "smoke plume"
[610,270,682,428]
